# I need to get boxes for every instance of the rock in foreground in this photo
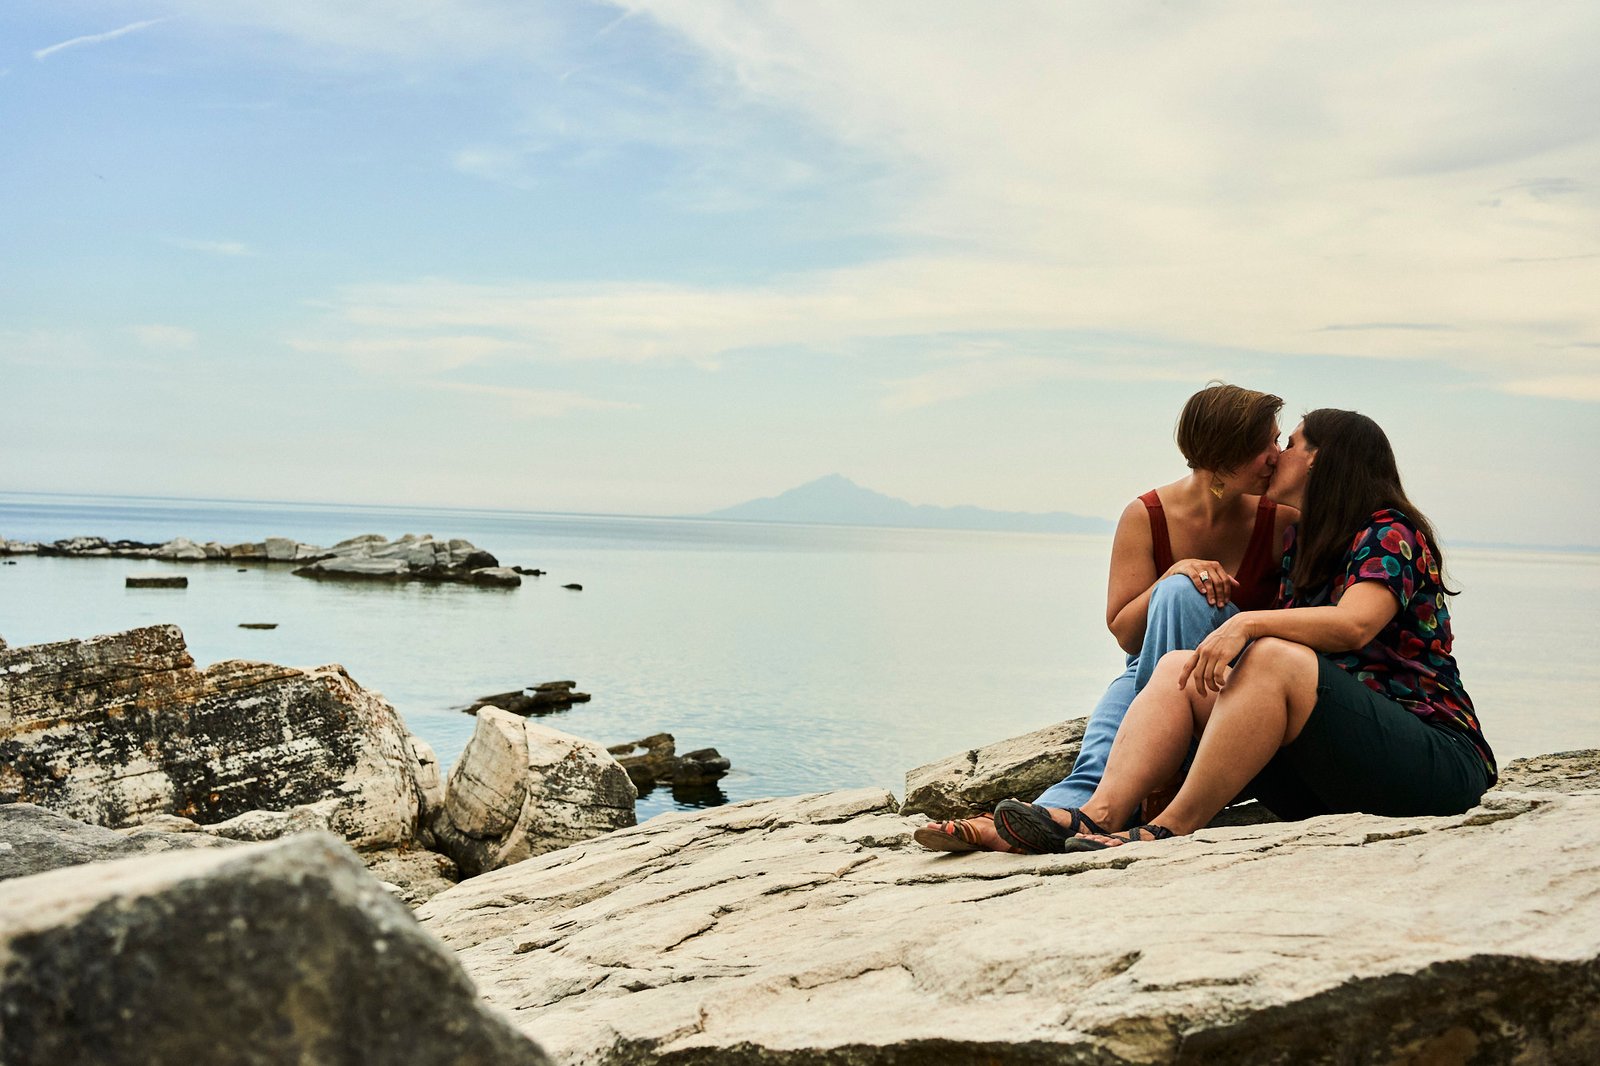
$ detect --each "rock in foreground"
[0,833,550,1066]
[0,802,235,882]
[420,757,1600,1065]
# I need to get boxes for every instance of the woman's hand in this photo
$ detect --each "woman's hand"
[1179,614,1254,696]
[1167,558,1239,608]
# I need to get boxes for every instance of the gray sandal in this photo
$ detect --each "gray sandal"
[992,799,1109,854]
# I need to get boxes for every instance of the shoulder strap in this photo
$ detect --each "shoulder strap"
[1140,490,1174,574]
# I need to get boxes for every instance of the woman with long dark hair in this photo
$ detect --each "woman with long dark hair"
[917,382,1296,852]
[988,409,1495,852]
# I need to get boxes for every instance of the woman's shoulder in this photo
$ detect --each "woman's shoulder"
[1345,508,1431,562]
[1113,496,1155,535]
[1355,507,1419,541]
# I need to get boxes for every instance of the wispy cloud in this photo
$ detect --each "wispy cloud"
[34,19,165,61]
[166,237,254,257]
[247,2,1600,396]
[880,354,1194,412]
[128,324,197,350]
[288,334,520,374]
[1314,323,1454,333]
[432,381,639,416]
[1498,374,1600,402]
[452,147,539,189]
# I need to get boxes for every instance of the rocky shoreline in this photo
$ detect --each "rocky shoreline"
[2,624,1597,1063]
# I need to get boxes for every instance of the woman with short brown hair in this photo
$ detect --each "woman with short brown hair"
[918,382,1297,852]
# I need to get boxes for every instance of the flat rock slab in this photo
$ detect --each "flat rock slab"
[420,773,1600,1065]
[0,833,550,1065]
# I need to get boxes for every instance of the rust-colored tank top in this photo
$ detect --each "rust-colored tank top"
[1139,490,1281,611]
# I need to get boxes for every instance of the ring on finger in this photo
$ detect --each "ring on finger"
[1199,570,1211,584]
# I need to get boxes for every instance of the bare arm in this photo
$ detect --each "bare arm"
[1106,500,1161,655]
[1106,497,1243,655]
[1181,581,1399,695]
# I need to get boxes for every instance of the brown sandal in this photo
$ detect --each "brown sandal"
[913,812,993,853]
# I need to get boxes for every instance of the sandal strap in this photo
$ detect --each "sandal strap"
[950,819,983,845]
[1066,807,1110,837]
[1123,823,1174,842]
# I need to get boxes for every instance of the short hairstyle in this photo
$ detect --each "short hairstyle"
[1174,382,1283,474]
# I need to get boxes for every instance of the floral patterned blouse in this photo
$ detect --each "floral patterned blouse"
[1278,508,1496,783]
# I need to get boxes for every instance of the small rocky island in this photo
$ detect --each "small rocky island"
[1,532,524,587]
[1,624,1596,1064]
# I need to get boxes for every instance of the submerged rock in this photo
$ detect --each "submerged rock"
[420,754,1600,1065]
[467,680,592,716]
[125,574,188,588]
[0,833,551,1065]
[430,709,636,877]
[607,732,731,791]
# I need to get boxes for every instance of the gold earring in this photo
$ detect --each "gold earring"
[1209,476,1225,499]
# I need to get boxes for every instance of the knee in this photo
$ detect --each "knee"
[1153,649,1190,676]
[1234,637,1314,682]
[1150,573,1205,612]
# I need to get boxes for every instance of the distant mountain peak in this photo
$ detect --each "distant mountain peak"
[701,475,1110,535]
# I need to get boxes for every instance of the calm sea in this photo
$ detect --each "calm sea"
[1,492,1595,820]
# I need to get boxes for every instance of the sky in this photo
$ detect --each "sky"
[3,2,1598,547]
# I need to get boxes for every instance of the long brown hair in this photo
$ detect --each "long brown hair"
[1291,408,1457,596]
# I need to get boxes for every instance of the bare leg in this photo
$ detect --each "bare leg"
[1069,651,1216,833]
[1148,637,1319,835]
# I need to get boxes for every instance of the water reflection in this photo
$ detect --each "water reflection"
[637,780,730,809]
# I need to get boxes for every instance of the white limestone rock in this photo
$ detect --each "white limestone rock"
[154,536,207,561]
[902,717,1088,819]
[0,625,440,854]
[302,556,411,579]
[264,535,300,561]
[470,566,523,587]
[419,758,1600,1065]
[431,709,637,877]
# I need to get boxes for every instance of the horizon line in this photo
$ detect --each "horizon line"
[2,487,1598,555]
